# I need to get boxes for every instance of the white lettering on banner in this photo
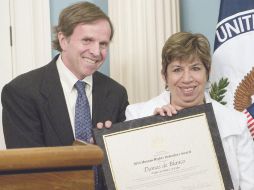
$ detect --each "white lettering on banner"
[216,13,254,43]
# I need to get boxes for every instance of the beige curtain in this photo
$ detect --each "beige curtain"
[109,0,180,104]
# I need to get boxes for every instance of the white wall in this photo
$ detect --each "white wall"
[0,0,13,149]
[0,0,51,149]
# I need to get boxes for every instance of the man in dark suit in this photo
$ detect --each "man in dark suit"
[1,55,128,147]
[1,2,128,189]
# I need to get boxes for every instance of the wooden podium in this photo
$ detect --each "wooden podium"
[0,143,103,190]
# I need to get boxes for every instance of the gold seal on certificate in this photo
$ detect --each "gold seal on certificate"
[93,103,234,190]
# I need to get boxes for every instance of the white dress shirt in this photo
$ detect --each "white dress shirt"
[56,55,93,134]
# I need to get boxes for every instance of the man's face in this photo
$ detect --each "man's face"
[59,19,111,79]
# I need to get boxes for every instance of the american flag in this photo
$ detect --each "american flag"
[243,107,254,139]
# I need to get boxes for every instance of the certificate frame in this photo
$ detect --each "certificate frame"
[93,103,234,190]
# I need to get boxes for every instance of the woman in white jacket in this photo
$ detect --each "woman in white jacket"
[126,32,254,190]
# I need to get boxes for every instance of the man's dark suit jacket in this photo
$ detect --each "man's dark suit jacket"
[2,55,129,190]
[1,55,129,148]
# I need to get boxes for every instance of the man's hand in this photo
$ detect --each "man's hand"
[90,120,112,144]
[96,120,112,129]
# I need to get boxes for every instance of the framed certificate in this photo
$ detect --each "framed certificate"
[93,103,233,190]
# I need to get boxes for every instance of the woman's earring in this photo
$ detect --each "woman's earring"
[165,84,169,91]
[205,80,211,90]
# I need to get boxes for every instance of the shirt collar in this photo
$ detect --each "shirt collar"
[56,54,93,92]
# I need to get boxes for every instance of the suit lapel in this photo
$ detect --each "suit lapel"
[40,56,74,145]
[92,72,108,126]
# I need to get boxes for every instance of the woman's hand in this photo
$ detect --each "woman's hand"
[154,103,182,116]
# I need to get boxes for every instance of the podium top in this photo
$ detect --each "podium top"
[0,144,103,171]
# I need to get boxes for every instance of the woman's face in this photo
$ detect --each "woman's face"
[164,58,207,109]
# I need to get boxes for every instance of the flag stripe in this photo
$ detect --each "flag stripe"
[243,109,254,139]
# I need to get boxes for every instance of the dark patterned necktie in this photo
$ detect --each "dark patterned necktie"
[74,80,92,142]
[74,80,100,190]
